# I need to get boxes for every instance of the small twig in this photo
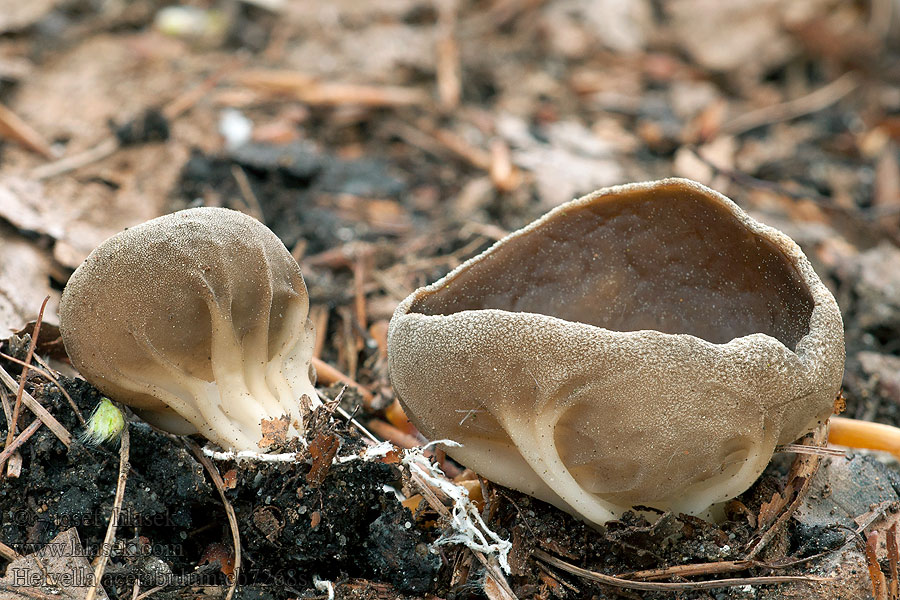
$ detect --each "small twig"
[303,244,360,269]
[316,388,382,446]
[234,70,428,107]
[888,523,899,600]
[230,165,265,222]
[0,365,71,448]
[0,352,85,426]
[0,419,43,470]
[290,239,308,263]
[309,305,329,359]
[185,438,241,600]
[775,443,846,457]
[311,357,374,405]
[0,102,55,159]
[370,269,414,301]
[435,0,461,111]
[133,583,167,600]
[28,555,60,594]
[490,138,519,192]
[622,542,858,582]
[388,121,463,166]
[163,59,243,120]
[538,563,581,594]
[0,385,11,435]
[0,542,25,562]
[866,531,889,600]
[85,422,130,600]
[366,418,423,449]
[4,297,48,453]
[418,118,492,170]
[618,559,767,581]
[337,306,359,380]
[534,549,831,592]
[721,72,860,136]
[474,0,548,30]
[30,137,119,181]
[0,537,23,561]
[332,406,380,446]
[0,582,61,600]
[745,425,827,559]
[352,248,371,346]
[390,118,515,184]
[369,320,389,362]
[856,502,899,536]
[32,354,86,426]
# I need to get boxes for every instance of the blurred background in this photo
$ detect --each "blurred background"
[1,0,900,436]
[1,1,900,597]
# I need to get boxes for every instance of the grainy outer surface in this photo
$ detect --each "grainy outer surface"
[388,178,845,524]
[59,207,317,450]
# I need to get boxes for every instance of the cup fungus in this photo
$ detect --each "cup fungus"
[59,207,319,451]
[388,178,844,525]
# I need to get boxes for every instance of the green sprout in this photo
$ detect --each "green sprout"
[80,398,125,445]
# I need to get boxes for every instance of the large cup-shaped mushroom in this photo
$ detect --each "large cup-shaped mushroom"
[60,207,318,451]
[388,178,844,524]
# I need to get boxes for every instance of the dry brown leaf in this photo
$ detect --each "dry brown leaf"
[258,415,290,449]
[0,176,64,239]
[306,432,340,487]
[0,528,109,599]
[0,36,202,269]
[0,229,60,334]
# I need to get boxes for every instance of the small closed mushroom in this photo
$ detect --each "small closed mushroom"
[388,178,844,524]
[59,207,319,451]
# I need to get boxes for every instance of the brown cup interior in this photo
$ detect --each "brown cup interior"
[411,183,814,349]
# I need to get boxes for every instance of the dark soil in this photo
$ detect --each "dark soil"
[0,365,436,599]
[1,1,900,599]
[0,332,895,600]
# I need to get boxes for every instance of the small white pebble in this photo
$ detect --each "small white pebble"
[219,109,253,150]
